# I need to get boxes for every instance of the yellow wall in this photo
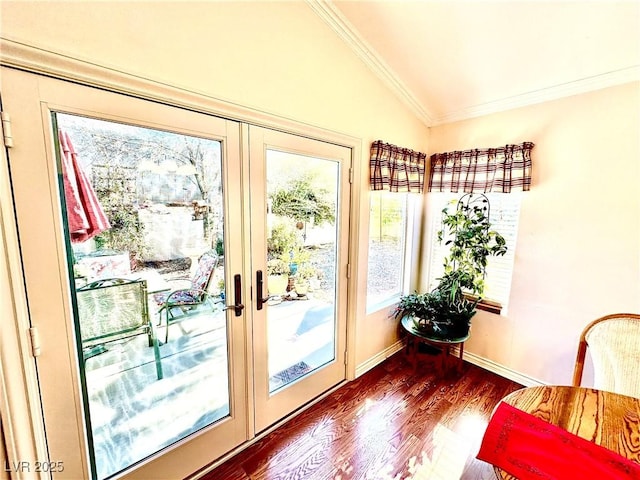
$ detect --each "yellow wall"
[0,1,428,372]
[427,82,640,384]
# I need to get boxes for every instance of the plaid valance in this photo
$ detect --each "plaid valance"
[370,140,426,193]
[429,142,534,193]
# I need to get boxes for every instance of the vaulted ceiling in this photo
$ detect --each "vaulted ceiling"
[309,1,640,126]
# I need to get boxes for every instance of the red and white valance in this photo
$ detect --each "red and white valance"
[370,140,426,193]
[429,142,534,193]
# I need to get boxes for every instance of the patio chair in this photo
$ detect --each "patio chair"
[76,278,163,380]
[572,313,640,398]
[153,250,220,343]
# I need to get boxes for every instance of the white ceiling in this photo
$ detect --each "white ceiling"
[309,1,640,126]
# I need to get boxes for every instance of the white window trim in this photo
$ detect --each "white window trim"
[365,193,418,314]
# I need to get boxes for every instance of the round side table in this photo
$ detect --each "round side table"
[400,315,469,375]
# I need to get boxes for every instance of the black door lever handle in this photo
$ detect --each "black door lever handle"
[256,270,270,310]
[224,273,244,316]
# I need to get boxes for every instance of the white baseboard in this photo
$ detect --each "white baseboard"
[462,351,545,387]
[356,341,544,387]
[355,339,405,378]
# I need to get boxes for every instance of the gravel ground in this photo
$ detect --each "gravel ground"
[140,240,403,303]
[307,239,403,302]
[366,240,404,297]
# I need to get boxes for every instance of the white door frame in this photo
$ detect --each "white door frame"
[1,68,249,479]
[1,39,362,479]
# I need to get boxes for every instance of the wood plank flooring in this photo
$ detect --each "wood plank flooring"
[192,352,523,480]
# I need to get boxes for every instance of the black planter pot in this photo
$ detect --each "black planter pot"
[413,317,471,340]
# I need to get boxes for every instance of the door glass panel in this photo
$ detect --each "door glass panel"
[265,149,339,393]
[54,113,229,479]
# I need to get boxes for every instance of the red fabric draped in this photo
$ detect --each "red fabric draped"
[59,130,110,243]
[477,402,640,480]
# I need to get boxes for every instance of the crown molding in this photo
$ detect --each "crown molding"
[433,66,640,125]
[307,1,639,128]
[306,0,434,127]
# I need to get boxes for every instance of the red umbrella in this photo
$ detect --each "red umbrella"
[59,130,110,243]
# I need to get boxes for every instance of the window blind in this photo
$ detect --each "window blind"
[427,192,521,310]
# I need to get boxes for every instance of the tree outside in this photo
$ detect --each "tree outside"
[58,113,223,273]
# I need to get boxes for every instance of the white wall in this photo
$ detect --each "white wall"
[426,82,640,385]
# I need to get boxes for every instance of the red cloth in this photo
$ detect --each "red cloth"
[59,130,110,243]
[477,401,640,480]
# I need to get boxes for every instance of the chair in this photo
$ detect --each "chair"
[153,250,220,343]
[572,313,640,398]
[76,278,163,380]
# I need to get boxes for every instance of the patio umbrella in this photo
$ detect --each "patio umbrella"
[59,129,110,243]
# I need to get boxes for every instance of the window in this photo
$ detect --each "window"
[366,191,415,312]
[426,192,521,312]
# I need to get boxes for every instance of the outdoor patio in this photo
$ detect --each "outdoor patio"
[83,296,335,479]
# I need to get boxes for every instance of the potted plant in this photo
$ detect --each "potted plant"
[294,264,316,296]
[267,258,289,295]
[395,194,507,340]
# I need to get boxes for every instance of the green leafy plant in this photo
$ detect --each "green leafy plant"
[94,202,147,267]
[267,221,311,275]
[267,258,289,276]
[215,236,224,257]
[438,196,507,297]
[394,291,439,322]
[296,265,317,281]
[267,223,298,258]
[286,246,311,267]
[396,194,507,339]
[270,176,335,225]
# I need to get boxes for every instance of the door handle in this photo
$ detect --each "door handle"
[223,273,244,316]
[256,270,270,311]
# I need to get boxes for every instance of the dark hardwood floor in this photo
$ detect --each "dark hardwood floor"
[193,352,523,480]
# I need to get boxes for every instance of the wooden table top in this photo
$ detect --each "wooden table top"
[495,385,640,479]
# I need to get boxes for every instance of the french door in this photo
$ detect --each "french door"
[2,67,249,480]
[2,68,350,479]
[249,127,350,432]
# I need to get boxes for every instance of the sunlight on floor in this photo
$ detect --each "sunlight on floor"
[455,412,489,439]
[407,423,475,480]
[355,398,378,417]
[333,422,473,480]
